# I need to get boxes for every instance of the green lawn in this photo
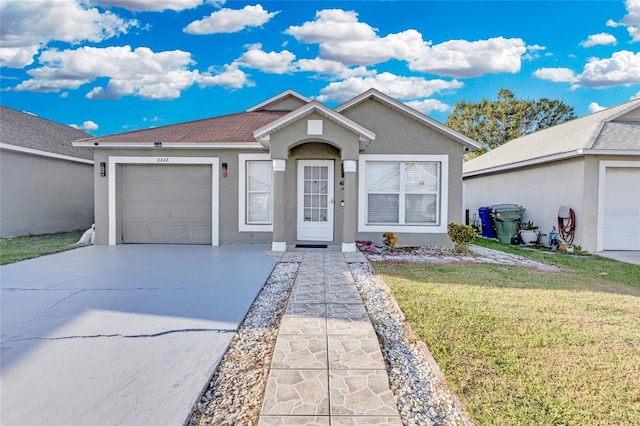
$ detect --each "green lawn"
[375,240,640,426]
[0,230,85,265]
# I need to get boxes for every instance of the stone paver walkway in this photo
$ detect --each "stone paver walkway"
[260,247,402,425]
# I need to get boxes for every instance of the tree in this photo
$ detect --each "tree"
[446,89,576,158]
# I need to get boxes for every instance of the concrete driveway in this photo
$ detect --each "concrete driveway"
[0,244,275,426]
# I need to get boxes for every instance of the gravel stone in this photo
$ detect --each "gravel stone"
[187,262,299,426]
[348,262,467,426]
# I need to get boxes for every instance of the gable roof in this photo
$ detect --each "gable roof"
[464,98,640,176]
[74,110,288,148]
[253,100,376,145]
[246,89,311,112]
[336,88,481,150]
[1,106,93,160]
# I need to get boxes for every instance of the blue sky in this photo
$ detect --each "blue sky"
[1,0,639,136]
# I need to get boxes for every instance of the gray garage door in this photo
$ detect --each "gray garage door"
[122,164,212,244]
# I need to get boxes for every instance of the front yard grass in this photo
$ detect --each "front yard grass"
[374,241,640,425]
[0,230,84,265]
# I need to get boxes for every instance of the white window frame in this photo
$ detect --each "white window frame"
[358,154,448,233]
[239,153,273,232]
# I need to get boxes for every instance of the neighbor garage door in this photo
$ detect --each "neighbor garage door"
[121,164,212,244]
[602,167,640,250]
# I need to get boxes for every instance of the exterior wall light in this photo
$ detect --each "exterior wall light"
[100,162,106,177]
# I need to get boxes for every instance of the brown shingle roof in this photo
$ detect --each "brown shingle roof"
[0,106,93,160]
[77,110,289,144]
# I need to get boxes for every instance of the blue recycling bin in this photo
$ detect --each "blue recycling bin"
[478,207,496,238]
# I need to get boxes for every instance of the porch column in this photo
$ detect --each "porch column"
[271,159,287,252]
[342,160,357,252]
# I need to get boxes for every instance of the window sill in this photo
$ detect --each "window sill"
[358,223,446,233]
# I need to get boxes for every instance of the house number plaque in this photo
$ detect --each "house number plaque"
[156,158,170,163]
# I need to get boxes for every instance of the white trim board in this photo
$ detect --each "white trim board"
[238,153,273,232]
[0,143,94,165]
[596,160,640,252]
[358,154,449,234]
[108,156,219,246]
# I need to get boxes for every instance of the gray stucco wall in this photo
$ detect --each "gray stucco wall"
[342,99,467,248]
[92,148,273,245]
[92,100,469,249]
[0,150,94,237]
[266,113,362,245]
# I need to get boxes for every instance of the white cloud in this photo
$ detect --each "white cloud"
[316,72,463,103]
[93,0,205,11]
[12,45,250,100]
[580,33,617,47]
[533,51,640,88]
[607,0,640,42]
[0,46,40,68]
[184,4,279,35]
[285,9,377,43]
[200,63,253,88]
[578,50,640,87]
[404,99,451,115]
[295,58,348,75]
[0,0,137,68]
[633,91,640,99]
[293,58,374,79]
[285,9,526,78]
[320,29,427,66]
[236,44,295,74]
[409,37,527,77]
[588,102,607,113]
[70,120,99,131]
[523,44,547,61]
[533,67,576,83]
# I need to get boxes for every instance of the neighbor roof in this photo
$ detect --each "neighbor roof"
[0,106,93,160]
[463,98,640,176]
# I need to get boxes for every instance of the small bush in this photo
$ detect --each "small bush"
[448,223,476,253]
[382,232,398,251]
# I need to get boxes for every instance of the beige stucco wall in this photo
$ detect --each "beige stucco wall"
[0,150,94,237]
[464,154,640,252]
[464,158,589,249]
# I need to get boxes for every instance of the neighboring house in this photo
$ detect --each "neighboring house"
[73,89,479,252]
[463,98,640,252]
[0,106,94,238]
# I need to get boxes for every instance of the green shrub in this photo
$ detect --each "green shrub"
[447,223,476,253]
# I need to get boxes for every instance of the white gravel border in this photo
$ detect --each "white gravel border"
[349,262,472,426]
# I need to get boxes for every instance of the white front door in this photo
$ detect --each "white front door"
[297,160,334,241]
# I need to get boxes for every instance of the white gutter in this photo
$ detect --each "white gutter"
[72,141,266,149]
[463,148,640,178]
[0,143,94,165]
